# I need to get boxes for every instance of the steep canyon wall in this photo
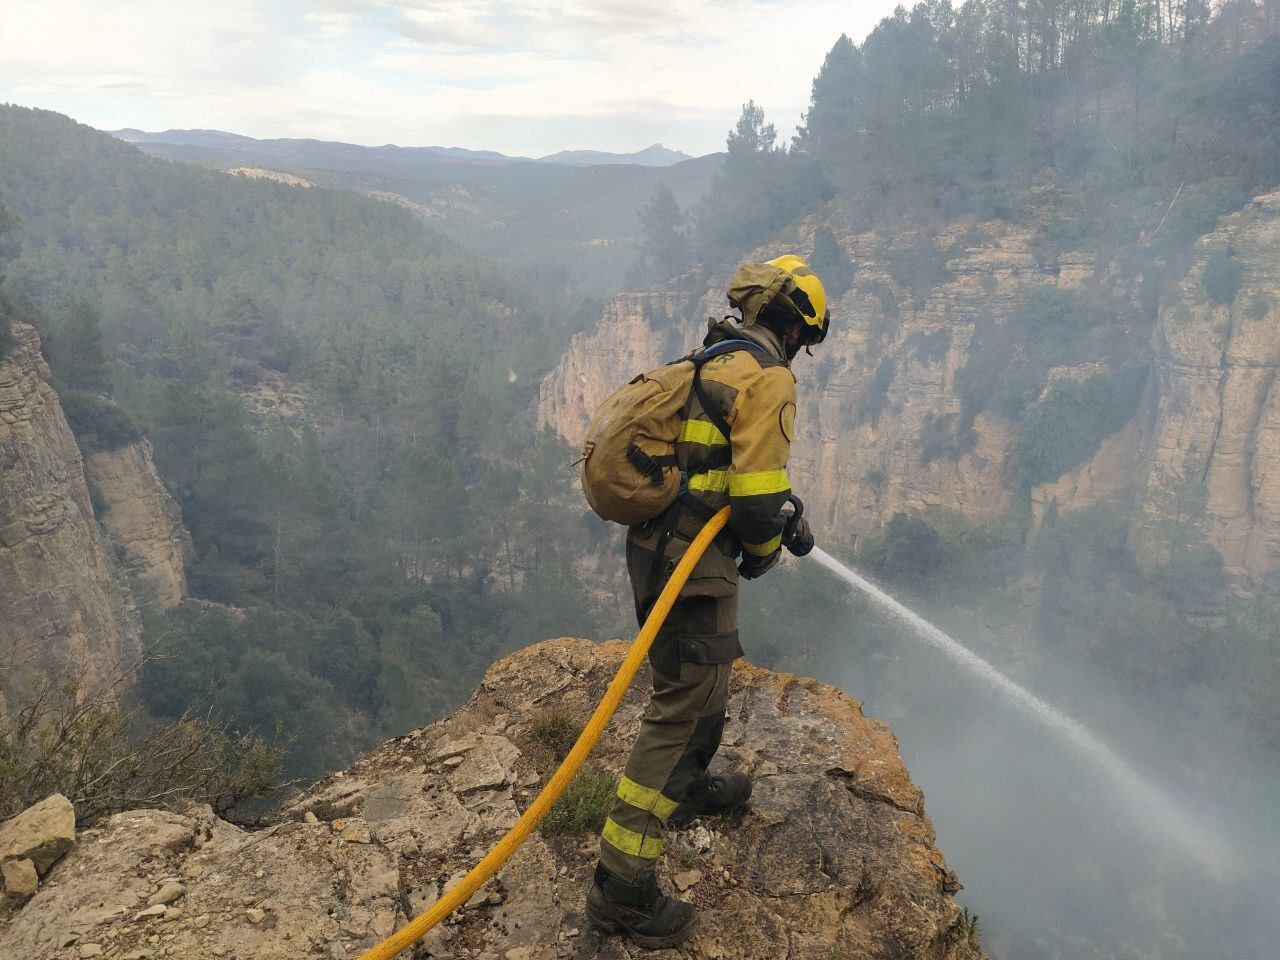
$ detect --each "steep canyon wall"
[540,190,1280,589]
[0,323,138,696]
[0,322,187,701]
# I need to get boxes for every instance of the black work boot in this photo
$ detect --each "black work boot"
[585,863,697,949]
[669,772,752,829]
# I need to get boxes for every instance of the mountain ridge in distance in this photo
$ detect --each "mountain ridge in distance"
[111,128,694,167]
[537,142,693,166]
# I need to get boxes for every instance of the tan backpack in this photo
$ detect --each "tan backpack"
[579,339,761,525]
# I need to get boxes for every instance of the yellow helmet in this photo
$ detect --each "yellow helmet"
[766,254,830,346]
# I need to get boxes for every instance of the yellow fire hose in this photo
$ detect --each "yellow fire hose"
[357,506,730,960]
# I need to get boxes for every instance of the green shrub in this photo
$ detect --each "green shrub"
[908,329,950,365]
[860,507,1024,596]
[962,907,981,950]
[860,512,944,587]
[1012,286,1092,343]
[529,709,583,762]
[0,665,285,824]
[60,390,143,450]
[956,286,1105,427]
[955,340,1044,422]
[541,766,614,836]
[1017,367,1147,489]
[884,237,950,296]
[865,279,900,320]
[809,225,855,299]
[1033,506,1220,686]
[1219,598,1280,750]
[814,353,840,390]
[858,356,896,423]
[1202,252,1244,306]
[87,479,110,519]
[920,413,958,464]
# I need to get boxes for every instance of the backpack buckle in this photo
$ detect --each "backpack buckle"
[626,444,669,486]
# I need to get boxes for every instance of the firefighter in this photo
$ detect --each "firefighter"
[586,254,828,948]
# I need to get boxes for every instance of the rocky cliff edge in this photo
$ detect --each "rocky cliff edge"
[0,638,983,960]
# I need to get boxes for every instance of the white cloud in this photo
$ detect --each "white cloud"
[0,0,901,155]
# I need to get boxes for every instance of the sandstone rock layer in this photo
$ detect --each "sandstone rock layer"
[0,639,983,960]
[83,440,189,611]
[0,323,137,698]
[540,190,1280,586]
[1136,191,1280,586]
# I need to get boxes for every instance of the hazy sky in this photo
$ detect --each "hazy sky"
[0,1,901,157]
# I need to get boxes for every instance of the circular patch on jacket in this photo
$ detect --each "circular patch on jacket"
[779,401,796,442]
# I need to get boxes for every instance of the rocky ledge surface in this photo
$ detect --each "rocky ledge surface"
[0,638,983,960]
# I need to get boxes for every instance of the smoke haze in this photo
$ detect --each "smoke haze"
[750,555,1280,959]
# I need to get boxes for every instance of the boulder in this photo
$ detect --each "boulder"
[1,858,38,899]
[0,793,76,873]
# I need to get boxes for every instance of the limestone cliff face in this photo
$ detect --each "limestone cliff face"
[538,291,694,448]
[0,323,138,697]
[0,638,984,960]
[539,190,1280,586]
[785,223,1037,544]
[1133,191,1280,586]
[82,439,189,612]
[539,222,1073,550]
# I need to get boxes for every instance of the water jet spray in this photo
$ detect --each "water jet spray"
[808,546,1230,874]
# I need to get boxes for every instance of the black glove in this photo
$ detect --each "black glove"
[781,493,815,557]
[783,515,814,557]
[738,550,780,580]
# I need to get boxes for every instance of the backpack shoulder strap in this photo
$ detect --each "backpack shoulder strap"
[688,339,764,443]
[643,339,764,597]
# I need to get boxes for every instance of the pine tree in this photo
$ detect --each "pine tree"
[795,35,862,158]
[48,296,110,391]
[725,100,777,171]
[638,183,689,282]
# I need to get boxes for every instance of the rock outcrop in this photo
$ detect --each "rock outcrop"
[0,322,138,699]
[83,440,189,611]
[0,639,984,960]
[0,793,77,903]
[0,794,76,876]
[1134,191,1280,586]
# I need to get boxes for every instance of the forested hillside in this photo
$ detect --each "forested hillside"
[0,105,610,780]
[115,126,722,298]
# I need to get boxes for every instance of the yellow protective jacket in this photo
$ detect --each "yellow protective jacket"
[627,318,796,601]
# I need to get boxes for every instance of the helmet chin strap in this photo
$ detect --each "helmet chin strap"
[783,317,815,360]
